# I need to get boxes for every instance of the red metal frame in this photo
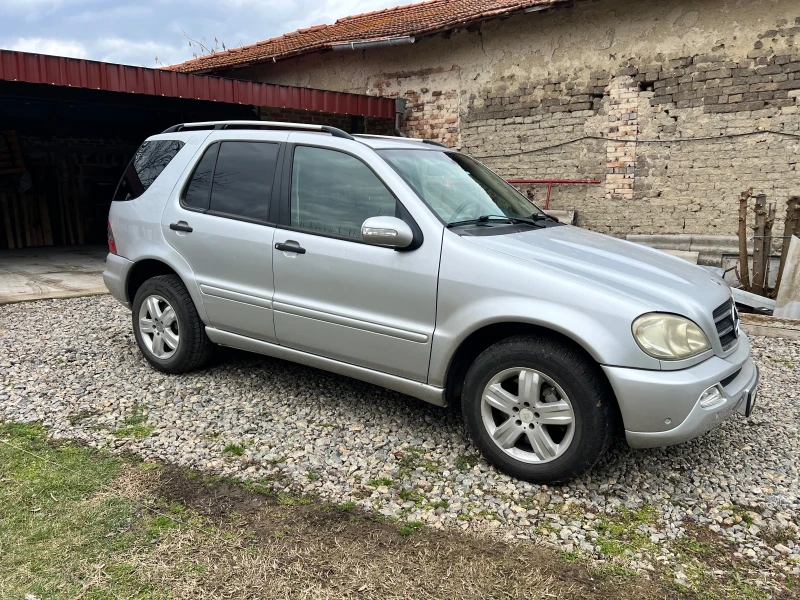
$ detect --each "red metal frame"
[0,49,396,119]
[506,179,602,209]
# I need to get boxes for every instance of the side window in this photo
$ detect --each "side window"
[113,140,184,201]
[183,143,218,211]
[290,146,397,239]
[208,141,279,222]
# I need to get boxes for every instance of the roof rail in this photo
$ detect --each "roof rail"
[353,134,450,148]
[162,121,355,140]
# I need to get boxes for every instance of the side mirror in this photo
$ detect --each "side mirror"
[361,216,414,249]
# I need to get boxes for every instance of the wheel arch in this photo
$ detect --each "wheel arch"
[125,257,208,324]
[126,258,182,305]
[442,322,620,422]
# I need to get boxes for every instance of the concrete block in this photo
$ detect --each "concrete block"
[775,236,800,319]
[740,314,800,340]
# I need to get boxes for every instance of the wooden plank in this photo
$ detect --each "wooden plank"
[56,176,67,246]
[69,156,84,245]
[57,157,75,245]
[28,194,42,247]
[39,194,53,246]
[0,193,14,250]
[740,313,800,340]
[11,194,24,248]
[776,197,800,295]
[20,193,31,247]
[751,194,767,295]
[737,189,752,290]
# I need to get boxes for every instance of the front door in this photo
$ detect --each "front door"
[271,143,440,382]
[162,138,282,341]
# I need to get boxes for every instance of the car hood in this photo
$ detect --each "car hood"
[462,225,731,315]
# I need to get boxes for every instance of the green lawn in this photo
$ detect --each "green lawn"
[0,423,165,599]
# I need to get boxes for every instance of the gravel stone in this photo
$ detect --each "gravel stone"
[1,295,799,593]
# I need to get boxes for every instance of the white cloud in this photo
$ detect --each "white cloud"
[97,37,185,67]
[66,5,152,24]
[0,0,87,19]
[5,37,88,58]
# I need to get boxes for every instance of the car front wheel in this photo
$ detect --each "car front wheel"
[462,335,616,484]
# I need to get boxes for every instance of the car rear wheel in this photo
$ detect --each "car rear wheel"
[462,335,616,484]
[132,275,213,374]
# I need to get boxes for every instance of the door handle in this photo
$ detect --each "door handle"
[275,241,306,254]
[169,222,193,233]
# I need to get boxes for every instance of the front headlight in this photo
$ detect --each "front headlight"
[632,313,711,360]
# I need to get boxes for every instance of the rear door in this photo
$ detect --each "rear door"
[271,138,441,382]
[162,132,286,341]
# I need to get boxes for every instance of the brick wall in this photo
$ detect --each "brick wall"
[228,0,800,239]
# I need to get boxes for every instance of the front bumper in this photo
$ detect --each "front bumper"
[603,333,759,449]
[102,252,134,308]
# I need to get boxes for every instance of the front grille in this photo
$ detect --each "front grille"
[713,298,738,351]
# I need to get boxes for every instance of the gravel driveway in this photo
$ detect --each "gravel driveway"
[1,296,799,593]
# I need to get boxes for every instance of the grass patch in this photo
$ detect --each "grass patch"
[399,487,426,507]
[222,443,245,457]
[116,405,153,438]
[762,526,795,547]
[67,409,100,425]
[766,356,794,368]
[116,424,154,439]
[455,453,480,471]
[730,505,755,525]
[367,477,393,487]
[0,422,158,598]
[591,564,640,582]
[336,501,357,512]
[398,521,425,536]
[593,505,656,558]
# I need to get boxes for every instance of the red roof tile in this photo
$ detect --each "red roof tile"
[170,0,564,73]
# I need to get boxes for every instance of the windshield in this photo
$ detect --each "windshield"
[378,148,545,226]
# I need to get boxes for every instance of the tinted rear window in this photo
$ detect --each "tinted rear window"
[208,141,279,222]
[183,143,219,211]
[113,140,184,201]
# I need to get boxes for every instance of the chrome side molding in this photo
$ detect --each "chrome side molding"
[204,327,447,407]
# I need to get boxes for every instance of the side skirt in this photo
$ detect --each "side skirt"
[205,327,447,407]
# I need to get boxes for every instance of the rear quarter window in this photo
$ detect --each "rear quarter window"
[113,140,184,201]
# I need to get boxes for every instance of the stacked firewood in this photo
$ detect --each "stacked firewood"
[0,131,84,249]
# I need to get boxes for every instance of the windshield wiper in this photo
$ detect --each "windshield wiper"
[446,214,544,229]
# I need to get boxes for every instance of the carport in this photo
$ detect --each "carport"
[0,49,396,251]
[0,50,395,301]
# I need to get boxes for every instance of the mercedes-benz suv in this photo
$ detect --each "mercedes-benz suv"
[103,121,758,483]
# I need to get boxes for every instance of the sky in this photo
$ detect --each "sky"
[0,0,412,68]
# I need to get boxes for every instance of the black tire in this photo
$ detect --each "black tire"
[462,335,616,484]
[132,274,213,374]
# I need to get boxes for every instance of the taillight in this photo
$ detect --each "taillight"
[107,220,117,255]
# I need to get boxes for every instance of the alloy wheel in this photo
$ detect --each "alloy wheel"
[138,294,180,359]
[481,367,575,464]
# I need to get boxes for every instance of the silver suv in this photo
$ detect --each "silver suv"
[104,121,758,483]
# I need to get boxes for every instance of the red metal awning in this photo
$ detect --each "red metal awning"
[0,49,396,119]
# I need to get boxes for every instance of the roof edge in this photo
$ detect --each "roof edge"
[169,0,565,74]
